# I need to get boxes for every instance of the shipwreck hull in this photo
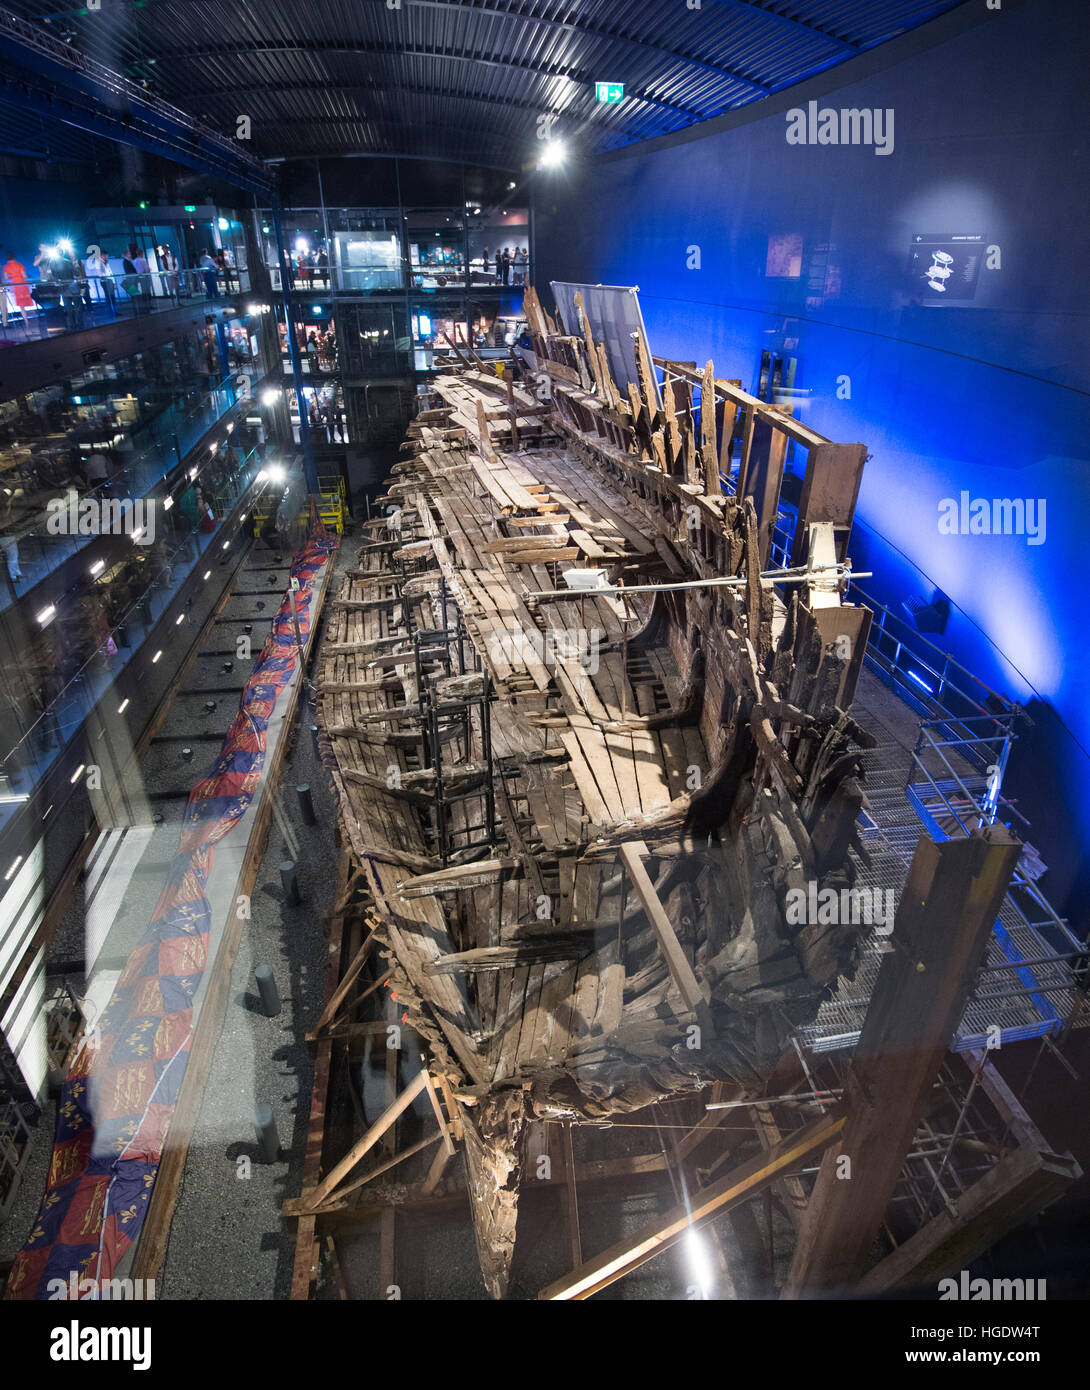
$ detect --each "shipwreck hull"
[315,285,878,1295]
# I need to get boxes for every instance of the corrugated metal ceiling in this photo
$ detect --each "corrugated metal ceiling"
[0,0,965,171]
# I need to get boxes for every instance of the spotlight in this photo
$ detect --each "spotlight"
[902,590,950,636]
[261,389,280,406]
[537,139,567,169]
[267,464,286,484]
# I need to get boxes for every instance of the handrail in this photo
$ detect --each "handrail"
[849,582,1021,720]
[0,6,271,190]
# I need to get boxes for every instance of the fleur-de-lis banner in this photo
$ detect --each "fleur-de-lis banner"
[5,515,336,1300]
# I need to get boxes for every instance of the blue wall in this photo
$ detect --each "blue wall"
[533,0,1090,927]
[0,174,93,276]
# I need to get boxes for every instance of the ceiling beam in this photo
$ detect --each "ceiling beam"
[179,75,708,126]
[399,0,774,93]
[708,0,858,56]
[130,37,770,104]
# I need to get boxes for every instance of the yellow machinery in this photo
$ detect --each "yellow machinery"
[246,474,346,538]
[315,473,347,534]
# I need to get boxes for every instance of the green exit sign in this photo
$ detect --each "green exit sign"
[184,204,197,213]
[595,82,624,104]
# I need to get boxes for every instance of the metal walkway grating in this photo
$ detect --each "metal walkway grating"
[796,669,1088,1055]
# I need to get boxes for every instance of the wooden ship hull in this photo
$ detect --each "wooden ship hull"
[315,285,878,1296]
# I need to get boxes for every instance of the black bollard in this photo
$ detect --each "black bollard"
[279,859,300,905]
[254,964,281,1017]
[296,784,316,826]
[309,724,320,756]
[254,1103,279,1164]
[205,700,217,712]
[117,626,131,648]
[181,746,193,762]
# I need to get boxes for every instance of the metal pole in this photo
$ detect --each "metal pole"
[296,783,316,825]
[280,859,301,906]
[255,1103,280,1163]
[254,964,281,1017]
[270,202,319,495]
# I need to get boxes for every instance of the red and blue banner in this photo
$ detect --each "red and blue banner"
[4,518,335,1300]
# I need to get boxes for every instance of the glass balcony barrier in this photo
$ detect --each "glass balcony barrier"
[265,257,531,295]
[0,445,271,833]
[0,374,246,609]
[0,265,251,344]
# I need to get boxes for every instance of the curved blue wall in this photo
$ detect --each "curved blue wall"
[533,0,1090,927]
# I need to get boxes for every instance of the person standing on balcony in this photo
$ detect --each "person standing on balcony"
[158,245,179,301]
[132,246,150,299]
[51,250,82,331]
[199,251,220,298]
[1,248,34,335]
[85,247,115,317]
[0,512,23,583]
[121,246,143,310]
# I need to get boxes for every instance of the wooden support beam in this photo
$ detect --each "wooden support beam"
[423,1070,458,1156]
[539,1112,844,1300]
[782,826,1021,1297]
[699,359,719,497]
[306,933,375,1038]
[306,970,390,1042]
[304,1068,429,1209]
[325,1235,350,1301]
[857,1142,1079,1295]
[421,1144,453,1197]
[790,441,867,565]
[284,1133,443,1216]
[618,841,711,1022]
[559,1121,583,1269]
[856,1051,1080,1293]
[740,408,791,568]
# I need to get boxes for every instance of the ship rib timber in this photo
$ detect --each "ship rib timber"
[316,285,877,1296]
